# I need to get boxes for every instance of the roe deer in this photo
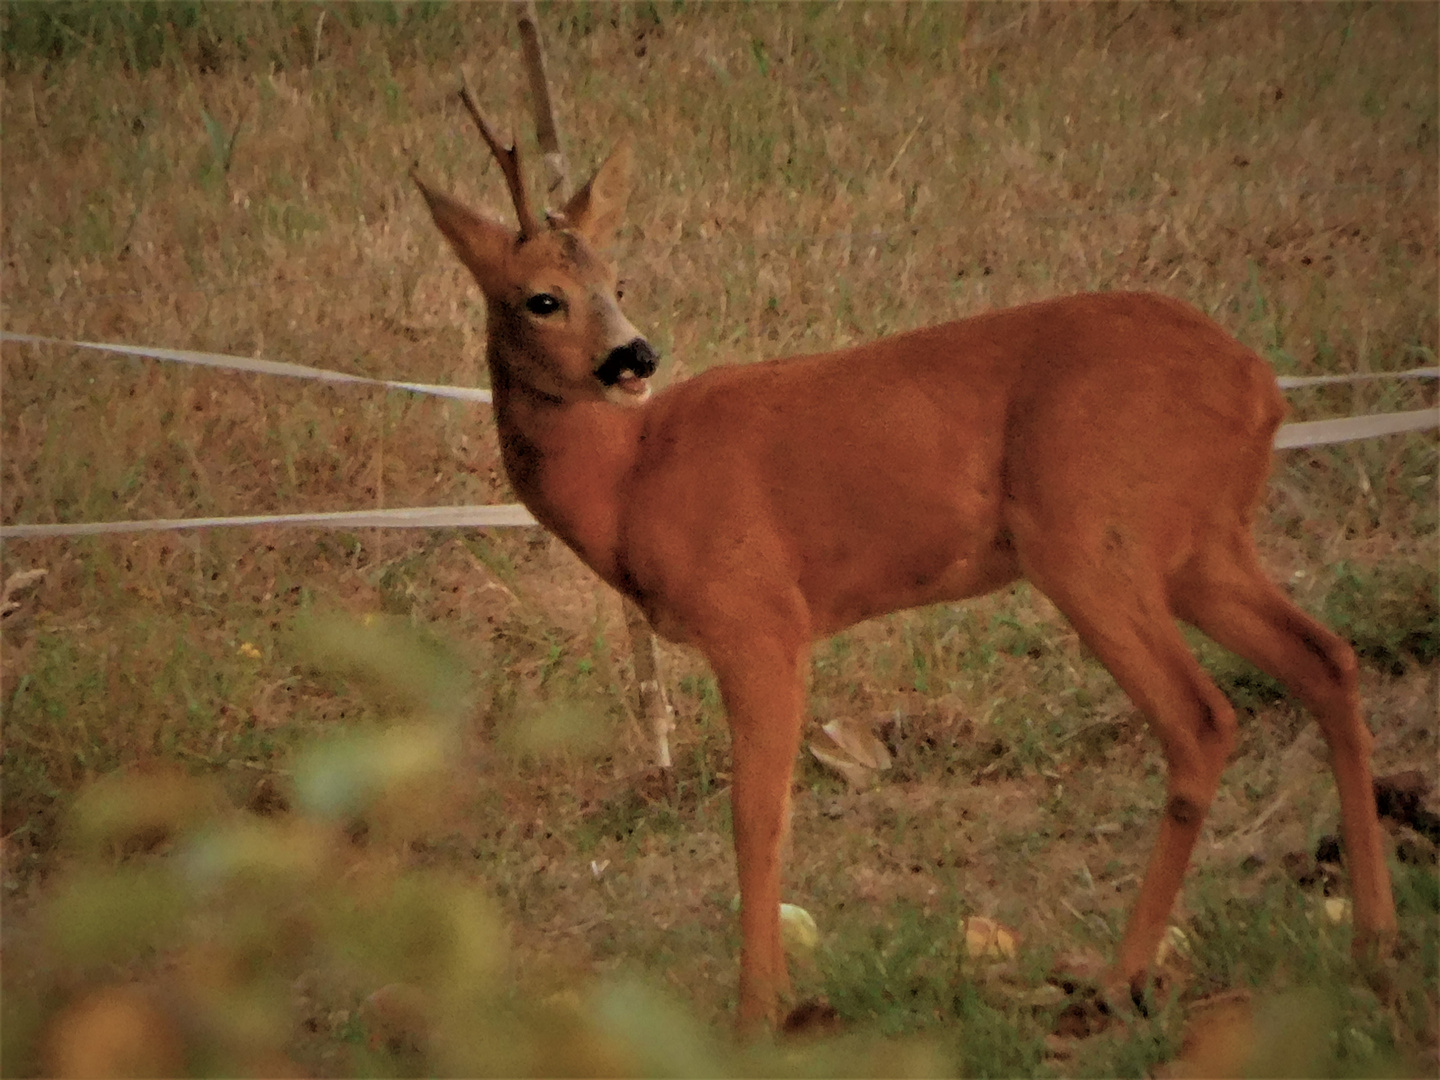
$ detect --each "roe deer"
[413,91,1397,1029]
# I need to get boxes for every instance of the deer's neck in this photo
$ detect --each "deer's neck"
[490,370,643,590]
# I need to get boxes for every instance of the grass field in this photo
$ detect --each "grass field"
[2,2,1437,1076]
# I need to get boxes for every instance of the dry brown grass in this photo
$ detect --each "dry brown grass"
[1,3,1437,1075]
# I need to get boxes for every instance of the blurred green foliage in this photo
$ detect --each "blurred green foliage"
[0,614,957,1077]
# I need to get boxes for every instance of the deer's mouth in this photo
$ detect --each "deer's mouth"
[611,370,651,399]
[595,338,658,403]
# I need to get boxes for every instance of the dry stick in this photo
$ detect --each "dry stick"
[312,9,326,68]
[512,1,675,771]
[882,115,925,181]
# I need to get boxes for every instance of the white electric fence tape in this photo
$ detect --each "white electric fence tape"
[0,332,1435,540]
[0,506,538,540]
[1273,409,1438,450]
[0,332,493,404]
[1275,368,1439,388]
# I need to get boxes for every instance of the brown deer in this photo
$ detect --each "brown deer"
[413,91,1396,1029]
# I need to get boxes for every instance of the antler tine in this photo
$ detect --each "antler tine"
[459,80,541,239]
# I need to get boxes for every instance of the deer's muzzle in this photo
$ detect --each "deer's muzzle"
[595,338,658,391]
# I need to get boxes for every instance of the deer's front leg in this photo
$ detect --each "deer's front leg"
[709,625,810,1031]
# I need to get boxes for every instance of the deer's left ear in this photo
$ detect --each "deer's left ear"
[562,138,633,248]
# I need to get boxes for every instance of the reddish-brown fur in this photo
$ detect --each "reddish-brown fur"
[415,117,1396,1029]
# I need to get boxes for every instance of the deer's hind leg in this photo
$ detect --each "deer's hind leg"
[1015,529,1240,991]
[1170,530,1397,955]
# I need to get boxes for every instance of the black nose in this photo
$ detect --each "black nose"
[595,338,658,386]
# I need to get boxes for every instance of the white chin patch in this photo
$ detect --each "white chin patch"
[604,373,651,405]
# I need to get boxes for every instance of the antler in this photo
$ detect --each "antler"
[459,80,541,239]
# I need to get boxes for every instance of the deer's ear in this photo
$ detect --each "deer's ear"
[562,138,633,249]
[414,176,512,293]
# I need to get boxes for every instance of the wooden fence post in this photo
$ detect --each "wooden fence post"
[513,0,675,771]
[515,0,567,197]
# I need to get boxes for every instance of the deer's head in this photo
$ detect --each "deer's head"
[414,92,656,407]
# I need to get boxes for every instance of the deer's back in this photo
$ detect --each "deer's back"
[621,291,1284,640]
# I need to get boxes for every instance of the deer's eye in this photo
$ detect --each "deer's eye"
[616,281,626,301]
[525,293,563,316]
